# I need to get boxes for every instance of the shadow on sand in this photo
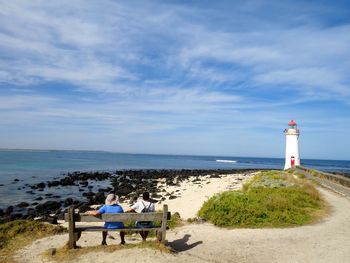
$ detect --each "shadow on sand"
[166,234,203,252]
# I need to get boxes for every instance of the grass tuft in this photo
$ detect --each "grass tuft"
[0,220,65,263]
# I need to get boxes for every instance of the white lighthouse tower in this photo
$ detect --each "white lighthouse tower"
[284,119,300,170]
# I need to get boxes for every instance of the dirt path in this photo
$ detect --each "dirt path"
[16,187,350,263]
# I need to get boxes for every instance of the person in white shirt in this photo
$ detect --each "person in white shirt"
[127,192,155,241]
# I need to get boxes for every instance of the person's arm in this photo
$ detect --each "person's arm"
[86,205,105,216]
[126,203,138,213]
[87,210,101,216]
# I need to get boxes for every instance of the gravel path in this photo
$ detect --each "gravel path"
[296,168,350,199]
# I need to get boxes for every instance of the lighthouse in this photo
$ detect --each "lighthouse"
[284,120,300,170]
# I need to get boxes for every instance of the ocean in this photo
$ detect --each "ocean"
[0,149,349,209]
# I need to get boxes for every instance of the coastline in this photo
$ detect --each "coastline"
[0,169,257,223]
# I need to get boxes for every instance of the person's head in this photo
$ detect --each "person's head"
[105,193,119,205]
[142,192,150,201]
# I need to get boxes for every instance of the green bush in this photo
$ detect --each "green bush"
[198,171,324,228]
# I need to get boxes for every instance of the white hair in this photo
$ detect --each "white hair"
[105,193,119,205]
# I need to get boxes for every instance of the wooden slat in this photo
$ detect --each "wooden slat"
[65,212,163,222]
[75,226,161,232]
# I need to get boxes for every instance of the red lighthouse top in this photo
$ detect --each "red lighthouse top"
[288,120,297,126]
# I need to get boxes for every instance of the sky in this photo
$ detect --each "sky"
[0,0,350,160]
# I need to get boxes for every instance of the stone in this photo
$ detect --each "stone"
[48,248,56,256]
[16,202,30,208]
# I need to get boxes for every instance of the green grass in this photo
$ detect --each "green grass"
[198,171,326,228]
[0,220,65,263]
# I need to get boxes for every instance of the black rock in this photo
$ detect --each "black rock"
[14,178,19,182]
[5,206,13,215]
[47,216,58,224]
[0,209,4,216]
[16,202,30,208]
[80,181,88,187]
[78,203,91,213]
[47,181,60,187]
[10,213,23,220]
[36,182,46,188]
[34,197,43,201]
[64,198,74,206]
[169,195,177,200]
[82,192,95,197]
[35,201,61,215]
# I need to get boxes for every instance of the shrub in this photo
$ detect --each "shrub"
[198,171,324,228]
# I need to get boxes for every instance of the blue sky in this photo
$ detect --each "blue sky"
[1,0,350,160]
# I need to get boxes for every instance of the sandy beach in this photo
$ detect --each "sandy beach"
[15,172,350,263]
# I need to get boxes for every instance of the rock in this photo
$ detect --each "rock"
[47,181,60,187]
[36,182,46,188]
[80,181,88,187]
[34,197,43,201]
[35,201,61,215]
[10,213,23,220]
[0,209,4,216]
[64,198,74,206]
[14,178,19,182]
[169,195,177,200]
[48,248,56,256]
[5,206,13,215]
[47,216,58,224]
[78,204,91,213]
[16,202,30,208]
[82,192,95,197]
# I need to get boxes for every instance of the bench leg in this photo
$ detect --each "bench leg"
[157,230,162,242]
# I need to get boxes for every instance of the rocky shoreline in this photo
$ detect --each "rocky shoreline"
[0,169,260,223]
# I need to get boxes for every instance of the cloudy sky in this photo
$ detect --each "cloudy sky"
[1,0,349,159]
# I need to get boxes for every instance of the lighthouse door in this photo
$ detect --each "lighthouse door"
[291,156,295,168]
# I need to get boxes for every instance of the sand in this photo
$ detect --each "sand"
[15,172,350,263]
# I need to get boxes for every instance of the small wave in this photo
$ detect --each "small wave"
[216,159,237,163]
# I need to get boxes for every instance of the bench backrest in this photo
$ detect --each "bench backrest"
[64,212,164,222]
[65,204,169,248]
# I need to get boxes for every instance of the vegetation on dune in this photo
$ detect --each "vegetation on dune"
[198,170,326,228]
[0,220,65,263]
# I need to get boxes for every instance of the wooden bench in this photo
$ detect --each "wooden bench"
[65,204,169,249]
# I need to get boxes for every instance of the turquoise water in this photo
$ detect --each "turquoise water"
[0,150,349,209]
